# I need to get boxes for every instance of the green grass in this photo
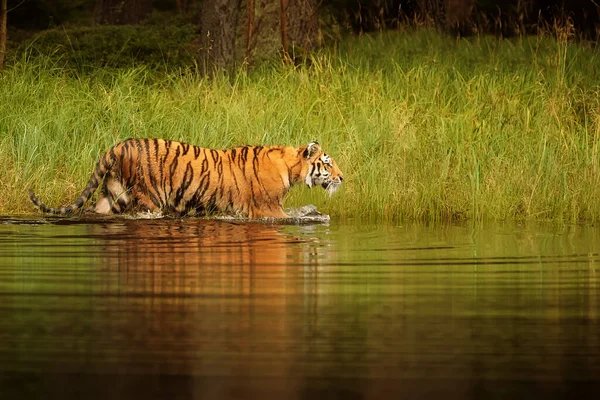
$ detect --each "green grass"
[1,29,600,222]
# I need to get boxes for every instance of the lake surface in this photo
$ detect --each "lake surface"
[0,216,598,399]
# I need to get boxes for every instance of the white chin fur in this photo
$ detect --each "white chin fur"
[326,183,340,196]
[305,175,313,188]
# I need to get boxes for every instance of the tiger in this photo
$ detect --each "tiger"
[29,138,344,219]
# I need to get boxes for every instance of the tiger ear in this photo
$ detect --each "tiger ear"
[303,141,321,160]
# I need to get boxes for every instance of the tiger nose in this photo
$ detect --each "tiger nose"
[339,176,344,182]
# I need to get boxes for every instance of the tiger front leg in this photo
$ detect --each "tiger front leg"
[249,206,290,219]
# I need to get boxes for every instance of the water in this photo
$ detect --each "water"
[0,217,598,399]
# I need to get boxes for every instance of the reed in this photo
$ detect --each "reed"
[1,28,599,222]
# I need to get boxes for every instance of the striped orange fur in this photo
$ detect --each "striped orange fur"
[29,139,343,219]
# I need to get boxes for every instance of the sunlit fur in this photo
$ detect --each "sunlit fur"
[29,139,344,219]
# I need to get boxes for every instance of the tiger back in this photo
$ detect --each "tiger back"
[29,139,344,219]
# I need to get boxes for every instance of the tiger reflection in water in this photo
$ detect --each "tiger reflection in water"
[94,219,325,293]
[88,219,326,379]
[66,219,334,394]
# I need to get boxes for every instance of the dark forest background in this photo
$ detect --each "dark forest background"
[1,1,599,71]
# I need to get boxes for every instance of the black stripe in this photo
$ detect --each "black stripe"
[210,149,219,164]
[143,139,152,170]
[251,148,273,202]
[94,160,105,177]
[119,142,127,174]
[160,141,171,202]
[239,146,249,174]
[87,171,100,192]
[197,173,210,196]
[167,145,180,200]
[102,153,111,170]
[249,180,260,208]
[174,162,194,207]
[79,188,91,203]
[253,146,263,158]
[144,139,163,206]
[224,187,233,212]
[148,191,162,208]
[194,146,201,159]
[252,150,261,182]
[106,185,115,210]
[182,143,190,156]
[156,139,165,205]
[228,152,241,196]
[309,164,317,182]
[190,172,211,211]
[116,198,128,212]
[153,139,160,163]
[204,192,218,214]
[214,172,223,205]
[216,156,223,176]
[133,139,148,195]
[143,139,155,190]
[109,147,117,164]
[126,147,135,189]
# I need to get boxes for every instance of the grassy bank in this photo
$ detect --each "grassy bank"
[1,29,600,222]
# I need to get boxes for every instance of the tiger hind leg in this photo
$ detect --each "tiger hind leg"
[92,176,131,214]
[133,193,160,213]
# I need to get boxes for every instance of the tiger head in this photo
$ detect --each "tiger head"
[301,141,344,195]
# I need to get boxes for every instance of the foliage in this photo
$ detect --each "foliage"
[7,0,91,29]
[1,28,600,223]
[19,14,197,71]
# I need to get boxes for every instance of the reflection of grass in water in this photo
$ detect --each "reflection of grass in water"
[2,28,600,222]
[0,224,96,300]
[319,223,600,321]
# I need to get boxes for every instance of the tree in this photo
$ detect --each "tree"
[175,0,197,15]
[198,0,243,71]
[444,0,474,35]
[0,0,6,71]
[240,0,322,65]
[246,0,255,60]
[95,0,153,25]
[285,0,320,56]
[280,0,288,60]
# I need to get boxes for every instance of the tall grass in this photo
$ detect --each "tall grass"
[1,29,599,222]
